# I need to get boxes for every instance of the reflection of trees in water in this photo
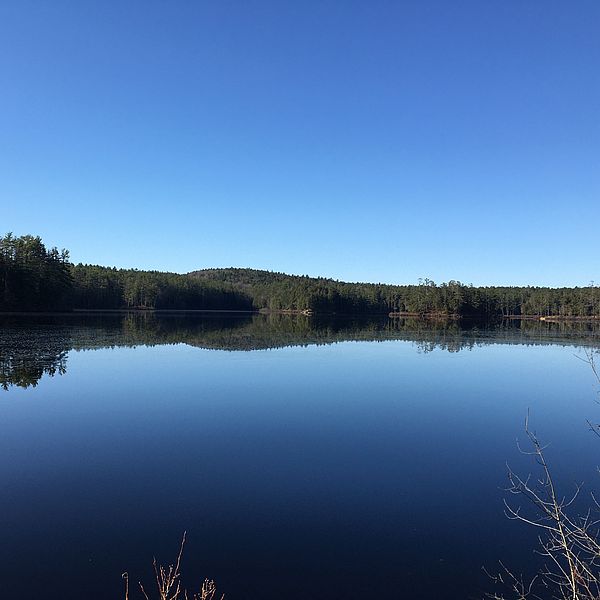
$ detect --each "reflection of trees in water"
[1,313,599,389]
[1,352,68,390]
[405,318,600,354]
[0,327,70,390]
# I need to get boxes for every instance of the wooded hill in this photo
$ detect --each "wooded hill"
[1,233,599,318]
[190,268,600,318]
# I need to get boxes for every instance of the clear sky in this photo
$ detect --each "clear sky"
[1,1,598,286]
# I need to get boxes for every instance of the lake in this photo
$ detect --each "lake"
[1,313,599,600]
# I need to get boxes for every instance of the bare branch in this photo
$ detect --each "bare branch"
[126,534,222,600]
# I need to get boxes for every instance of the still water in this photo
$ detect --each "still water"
[1,313,599,600]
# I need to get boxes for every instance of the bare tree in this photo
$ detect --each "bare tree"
[486,349,600,600]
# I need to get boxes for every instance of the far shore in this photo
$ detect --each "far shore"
[0,309,599,323]
[0,308,258,317]
[503,314,600,322]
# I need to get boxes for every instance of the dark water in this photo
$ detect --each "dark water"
[1,313,600,600]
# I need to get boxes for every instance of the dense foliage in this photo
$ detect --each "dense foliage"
[0,233,251,311]
[70,264,252,310]
[192,269,600,318]
[1,234,599,317]
[0,233,72,310]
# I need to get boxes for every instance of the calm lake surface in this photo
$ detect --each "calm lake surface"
[1,313,600,600]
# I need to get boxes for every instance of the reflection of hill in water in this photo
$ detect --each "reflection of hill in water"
[1,312,600,389]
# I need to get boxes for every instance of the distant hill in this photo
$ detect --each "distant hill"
[189,267,392,313]
[190,267,334,286]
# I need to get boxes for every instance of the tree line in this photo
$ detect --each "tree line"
[70,264,253,310]
[1,233,599,318]
[192,269,600,318]
[0,233,252,311]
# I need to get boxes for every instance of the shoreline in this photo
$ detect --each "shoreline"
[0,309,599,323]
[503,314,600,322]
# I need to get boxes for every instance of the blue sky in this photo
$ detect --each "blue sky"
[1,1,598,286]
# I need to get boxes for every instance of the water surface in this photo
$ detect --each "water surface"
[1,313,599,599]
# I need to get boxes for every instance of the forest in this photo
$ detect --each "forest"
[0,233,251,311]
[1,233,599,318]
